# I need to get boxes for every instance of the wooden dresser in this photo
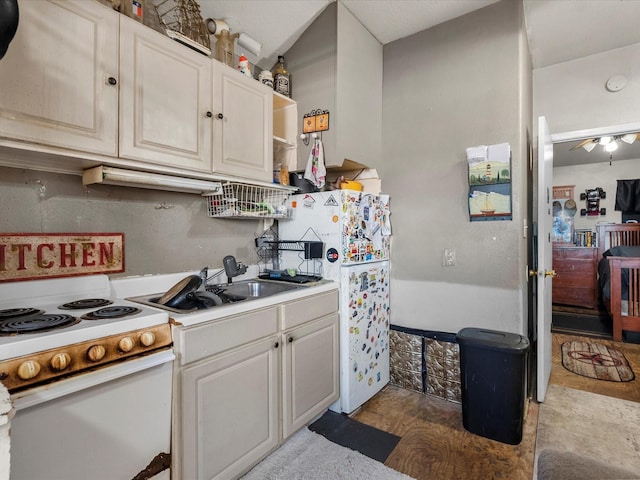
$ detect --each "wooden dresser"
[552,244,598,309]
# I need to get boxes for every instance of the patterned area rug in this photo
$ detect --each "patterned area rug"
[561,341,634,382]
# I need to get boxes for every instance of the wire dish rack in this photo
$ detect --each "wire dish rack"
[205,182,291,219]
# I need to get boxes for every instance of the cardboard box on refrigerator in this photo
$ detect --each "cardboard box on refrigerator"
[325,159,382,194]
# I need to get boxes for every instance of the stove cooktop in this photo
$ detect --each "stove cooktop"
[0,275,169,360]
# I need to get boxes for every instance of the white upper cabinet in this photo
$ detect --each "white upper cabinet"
[212,62,273,182]
[0,0,284,185]
[0,0,118,156]
[118,16,213,172]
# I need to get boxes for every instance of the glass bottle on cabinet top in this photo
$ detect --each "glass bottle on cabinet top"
[272,55,291,98]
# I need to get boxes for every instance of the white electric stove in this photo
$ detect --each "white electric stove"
[0,274,174,480]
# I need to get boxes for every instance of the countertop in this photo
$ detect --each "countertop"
[111,269,338,328]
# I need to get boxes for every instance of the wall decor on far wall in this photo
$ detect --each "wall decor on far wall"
[551,185,576,243]
[466,143,512,222]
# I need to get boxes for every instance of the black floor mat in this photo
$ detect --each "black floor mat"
[308,410,401,463]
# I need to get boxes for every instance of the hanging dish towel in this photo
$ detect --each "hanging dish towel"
[304,137,326,189]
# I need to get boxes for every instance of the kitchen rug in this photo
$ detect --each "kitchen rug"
[241,428,414,480]
[561,341,634,382]
[308,410,401,462]
[534,384,640,479]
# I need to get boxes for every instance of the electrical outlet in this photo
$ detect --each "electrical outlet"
[443,248,456,266]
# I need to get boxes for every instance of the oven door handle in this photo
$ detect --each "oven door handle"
[11,349,175,411]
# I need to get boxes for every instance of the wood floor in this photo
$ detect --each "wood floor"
[351,333,640,480]
[353,385,538,480]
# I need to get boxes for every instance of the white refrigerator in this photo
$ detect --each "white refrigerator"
[278,190,391,414]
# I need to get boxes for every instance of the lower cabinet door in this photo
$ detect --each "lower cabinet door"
[179,336,280,480]
[282,313,340,438]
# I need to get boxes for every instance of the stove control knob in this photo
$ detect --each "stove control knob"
[17,360,41,380]
[119,336,135,353]
[140,331,156,347]
[50,352,71,371]
[87,345,106,362]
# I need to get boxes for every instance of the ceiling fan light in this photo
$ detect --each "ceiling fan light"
[621,133,637,144]
[604,141,618,152]
[582,142,597,152]
[599,136,613,145]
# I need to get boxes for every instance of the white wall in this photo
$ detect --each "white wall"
[554,157,640,230]
[534,43,640,135]
[382,0,530,335]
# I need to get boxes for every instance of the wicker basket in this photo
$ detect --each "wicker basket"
[205,182,291,219]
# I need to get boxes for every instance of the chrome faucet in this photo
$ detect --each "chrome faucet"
[198,267,209,288]
[222,255,247,284]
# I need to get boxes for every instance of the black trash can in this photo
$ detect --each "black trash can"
[457,327,529,445]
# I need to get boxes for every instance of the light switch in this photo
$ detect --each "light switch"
[443,249,456,266]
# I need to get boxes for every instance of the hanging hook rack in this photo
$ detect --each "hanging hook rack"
[300,108,330,146]
[300,132,320,146]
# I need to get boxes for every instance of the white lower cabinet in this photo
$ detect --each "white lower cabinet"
[282,313,340,438]
[174,289,339,480]
[180,335,280,480]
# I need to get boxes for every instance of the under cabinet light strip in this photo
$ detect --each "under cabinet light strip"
[82,166,223,195]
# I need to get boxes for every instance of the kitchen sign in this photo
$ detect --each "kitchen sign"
[0,233,124,282]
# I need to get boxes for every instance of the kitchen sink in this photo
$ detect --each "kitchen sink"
[128,279,304,314]
[214,279,303,299]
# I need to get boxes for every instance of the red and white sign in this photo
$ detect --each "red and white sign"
[0,233,125,282]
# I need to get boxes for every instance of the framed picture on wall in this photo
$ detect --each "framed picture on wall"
[552,193,577,243]
[552,214,573,242]
[467,143,512,222]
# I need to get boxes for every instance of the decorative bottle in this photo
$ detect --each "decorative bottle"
[272,55,291,98]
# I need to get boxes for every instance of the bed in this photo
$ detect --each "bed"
[596,223,640,341]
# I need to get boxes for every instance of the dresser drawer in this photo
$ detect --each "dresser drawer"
[552,286,597,308]
[553,260,595,275]
[552,246,597,261]
[553,271,595,288]
[552,245,598,309]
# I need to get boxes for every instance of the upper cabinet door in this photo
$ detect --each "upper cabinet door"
[119,17,213,172]
[0,0,118,156]
[212,62,273,182]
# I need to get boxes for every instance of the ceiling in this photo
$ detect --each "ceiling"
[196,0,640,167]
[197,0,640,69]
[554,136,640,168]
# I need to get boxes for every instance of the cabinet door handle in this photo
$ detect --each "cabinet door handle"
[107,76,117,86]
[206,111,213,118]
[273,341,279,349]
[287,336,294,343]
[216,113,224,120]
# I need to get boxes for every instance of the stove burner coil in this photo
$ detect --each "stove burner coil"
[0,308,43,320]
[59,298,113,310]
[0,314,79,335]
[81,305,141,320]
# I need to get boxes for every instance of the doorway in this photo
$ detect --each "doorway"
[550,122,640,339]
